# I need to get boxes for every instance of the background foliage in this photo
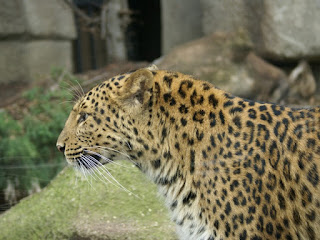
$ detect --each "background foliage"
[0,69,80,204]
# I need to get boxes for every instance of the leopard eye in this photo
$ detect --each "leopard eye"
[78,112,88,124]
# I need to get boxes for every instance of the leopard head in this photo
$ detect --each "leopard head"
[56,67,160,171]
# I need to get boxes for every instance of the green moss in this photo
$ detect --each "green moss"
[0,162,176,239]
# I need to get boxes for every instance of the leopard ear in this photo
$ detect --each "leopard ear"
[117,68,154,107]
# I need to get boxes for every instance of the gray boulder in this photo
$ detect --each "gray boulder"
[201,0,320,61]
[156,31,287,101]
[161,0,203,54]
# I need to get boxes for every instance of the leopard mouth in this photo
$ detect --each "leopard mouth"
[75,153,103,170]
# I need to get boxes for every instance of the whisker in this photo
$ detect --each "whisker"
[59,83,82,101]
[125,140,132,150]
[86,155,140,198]
[85,146,138,167]
[61,80,83,101]
[81,155,107,183]
[88,146,131,159]
[74,78,85,96]
[84,149,132,169]
[59,100,77,105]
[78,159,95,190]
[85,155,125,188]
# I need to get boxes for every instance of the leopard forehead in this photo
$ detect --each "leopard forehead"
[59,68,320,240]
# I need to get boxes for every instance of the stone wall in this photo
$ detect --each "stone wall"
[0,0,76,88]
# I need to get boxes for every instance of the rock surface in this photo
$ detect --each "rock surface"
[201,0,320,61]
[161,0,203,54]
[0,163,176,240]
[156,31,287,101]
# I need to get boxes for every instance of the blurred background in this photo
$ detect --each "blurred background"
[1,0,320,239]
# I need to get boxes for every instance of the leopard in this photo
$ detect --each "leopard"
[57,65,320,240]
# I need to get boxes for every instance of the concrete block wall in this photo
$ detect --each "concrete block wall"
[0,0,76,87]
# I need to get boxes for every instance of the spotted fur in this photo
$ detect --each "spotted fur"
[57,67,320,240]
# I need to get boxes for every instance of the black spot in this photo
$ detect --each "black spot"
[224,202,231,216]
[286,234,293,240]
[182,191,197,205]
[307,163,319,187]
[274,119,289,142]
[214,220,219,230]
[179,104,189,114]
[293,209,301,225]
[161,127,167,142]
[223,100,234,108]
[163,75,173,88]
[174,142,180,150]
[190,150,195,174]
[202,83,211,90]
[270,206,277,219]
[283,158,292,181]
[240,230,247,240]
[266,222,273,235]
[260,112,273,124]
[278,192,286,209]
[230,107,243,114]
[225,222,231,237]
[294,124,303,139]
[178,80,193,98]
[180,118,187,126]
[248,108,257,119]
[210,135,216,148]
[193,110,205,123]
[94,117,101,125]
[163,93,176,106]
[307,225,315,240]
[271,104,283,116]
[246,120,254,144]
[190,90,204,106]
[202,150,207,159]
[170,200,177,210]
[257,124,270,140]
[209,112,216,127]
[253,154,265,176]
[196,130,204,141]
[219,110,225,125]
[208,94,219,108]
[259,105,267,111]
[307,138,316,149]
[269,141,280,169]
[233,116,241,128]
[288,189,296,203]
[266,172,277,191]
[152,159,161,169]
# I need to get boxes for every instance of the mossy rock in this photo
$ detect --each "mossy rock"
[0,162,177,240]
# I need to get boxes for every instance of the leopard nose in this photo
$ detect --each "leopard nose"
[56,143,65,153]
